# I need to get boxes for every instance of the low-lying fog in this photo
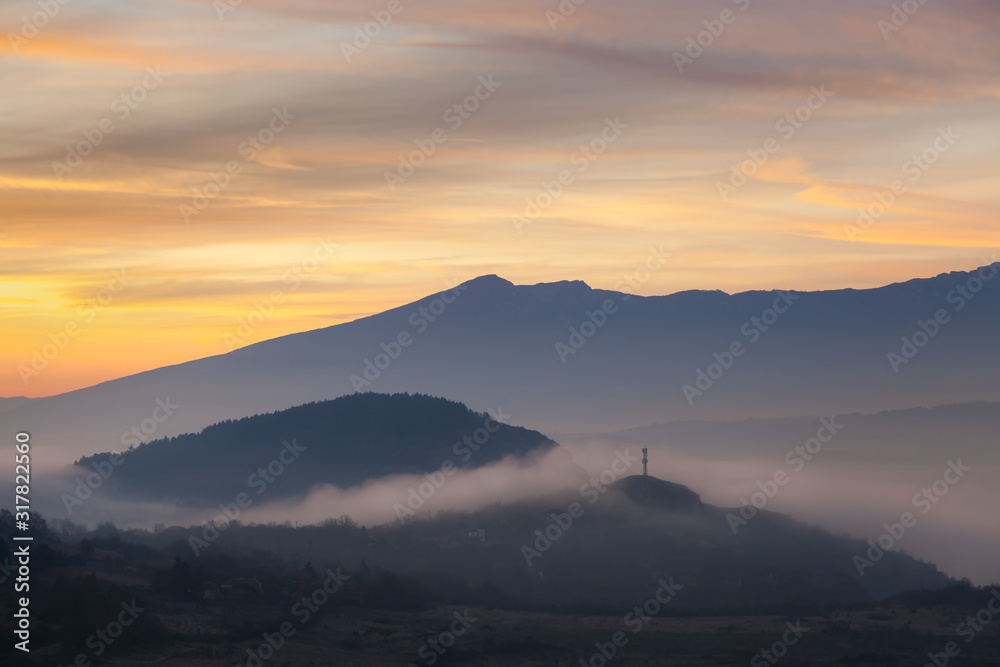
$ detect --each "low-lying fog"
[8,410,999,586]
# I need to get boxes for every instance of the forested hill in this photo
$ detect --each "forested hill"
[76,392,556,505]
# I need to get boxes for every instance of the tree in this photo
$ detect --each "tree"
[168,556,199,598]
[79,538,94,562]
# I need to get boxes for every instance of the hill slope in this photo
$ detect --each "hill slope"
[77,393,557,505]
[137,474,951,609]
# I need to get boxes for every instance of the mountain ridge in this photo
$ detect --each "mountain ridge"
[5,264,999,464]
[6,263,996,402]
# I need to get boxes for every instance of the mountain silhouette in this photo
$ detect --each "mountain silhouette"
[75,393,557,505]
[5,265,1000,462]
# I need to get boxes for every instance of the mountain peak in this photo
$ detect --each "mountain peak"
[453,275,595,305]
[461,274,514,288]
[614,475,703,512]
[531,279,592,290]
[458,275,595,292]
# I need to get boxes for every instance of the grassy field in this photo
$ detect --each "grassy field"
[59,589,1000,666]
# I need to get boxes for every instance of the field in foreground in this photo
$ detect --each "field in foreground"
[14,562,1000,667]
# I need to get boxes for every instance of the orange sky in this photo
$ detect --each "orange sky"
[1,0,998,398]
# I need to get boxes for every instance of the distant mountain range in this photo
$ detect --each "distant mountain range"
[574,400,1000,469]
[5,265,1000,463]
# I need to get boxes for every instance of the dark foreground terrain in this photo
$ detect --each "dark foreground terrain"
[2,511,999,667]
[11,571,1000,667]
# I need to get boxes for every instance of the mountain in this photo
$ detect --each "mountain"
[614,474,703,511]
[75,393,559,505]
[5,265,1000,463]
[567,400,1000,586]
[133,473,951,609]
[0,396,33,414]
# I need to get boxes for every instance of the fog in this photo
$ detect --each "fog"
[14,423,998,586]
[14,444,622,533]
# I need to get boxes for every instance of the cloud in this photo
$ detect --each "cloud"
[2,0,999,395]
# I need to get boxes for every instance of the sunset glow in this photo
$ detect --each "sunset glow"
[2,0,998,397]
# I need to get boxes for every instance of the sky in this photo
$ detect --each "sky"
[2,0,998,398]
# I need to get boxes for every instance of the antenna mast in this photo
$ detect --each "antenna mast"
[642,447,648,476]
